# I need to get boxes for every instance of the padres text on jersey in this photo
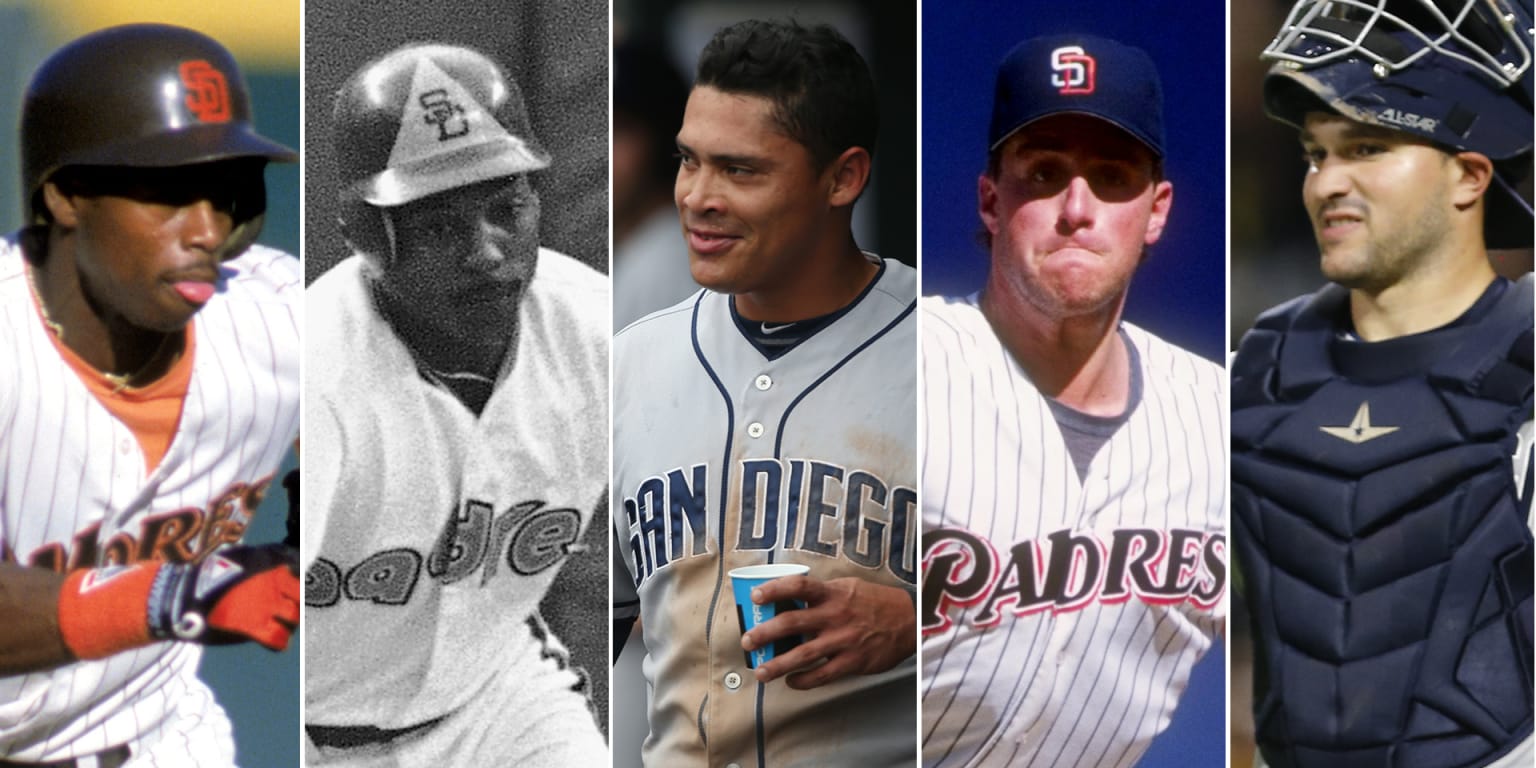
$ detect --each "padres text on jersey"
[920,295,1227,768]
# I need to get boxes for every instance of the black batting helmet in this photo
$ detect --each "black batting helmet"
[1261,0,1534,247]
[20,23,297,256]
[332,43,549,259]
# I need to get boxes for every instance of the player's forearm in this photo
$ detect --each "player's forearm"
[0,564,73,675]
[0,546,299,676]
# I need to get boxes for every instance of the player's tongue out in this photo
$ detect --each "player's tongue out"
[173,281,216,304]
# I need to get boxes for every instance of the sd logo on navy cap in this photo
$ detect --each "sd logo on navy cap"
[989,34,1165,158]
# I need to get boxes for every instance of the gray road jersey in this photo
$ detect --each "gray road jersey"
[613,257,919,768]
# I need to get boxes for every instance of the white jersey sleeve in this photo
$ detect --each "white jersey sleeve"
[920,294,1227,768]
[0,237,301,764]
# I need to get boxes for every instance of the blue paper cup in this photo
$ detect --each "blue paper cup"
[730,563,810,669]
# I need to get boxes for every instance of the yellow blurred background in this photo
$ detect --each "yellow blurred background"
[2,0,297,66]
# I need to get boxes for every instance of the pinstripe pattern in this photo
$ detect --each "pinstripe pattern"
[920,294,1225,768]
[0,238,300,765]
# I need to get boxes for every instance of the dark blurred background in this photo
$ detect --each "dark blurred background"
[1230,0,1337,348]
[610,0,918,328]
[0,3,300,766]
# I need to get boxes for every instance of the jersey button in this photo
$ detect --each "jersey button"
[747,422,764,438]
[727,763,742,768]
[119,438,132,454]
[724,671,742,690]
[754,374,772,391]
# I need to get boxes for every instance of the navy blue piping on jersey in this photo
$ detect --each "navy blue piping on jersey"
[756,682,768,767]
[690,268,914,768]
[773,297,917,456]
[689,290,737,757]
[754,290,916,768]
[730,257,890,359]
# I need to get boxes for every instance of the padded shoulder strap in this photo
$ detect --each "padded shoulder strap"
[1430,275,1533,405]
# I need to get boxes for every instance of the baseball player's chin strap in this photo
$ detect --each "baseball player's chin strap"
[56,545,301,660]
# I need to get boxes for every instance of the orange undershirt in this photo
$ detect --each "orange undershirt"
[40,318,196,476]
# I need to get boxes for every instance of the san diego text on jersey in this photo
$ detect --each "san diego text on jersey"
[621,458,917,589]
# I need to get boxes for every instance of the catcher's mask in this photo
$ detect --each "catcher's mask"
[1262,0,1534,248]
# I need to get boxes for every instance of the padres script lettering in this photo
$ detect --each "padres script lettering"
[621,459,918,588]
[922,526,1227,635]
[305,498,581,607]
[15,475,270,570]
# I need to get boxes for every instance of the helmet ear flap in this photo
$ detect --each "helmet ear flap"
[338,193,392,263]
[215,170,269,261]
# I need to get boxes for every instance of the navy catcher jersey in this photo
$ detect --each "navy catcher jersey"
[1232,276,1534,768]
[612,256,919,768]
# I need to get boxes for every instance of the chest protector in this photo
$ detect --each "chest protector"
[1232,277,1534,768]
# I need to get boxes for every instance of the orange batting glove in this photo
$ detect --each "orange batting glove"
[57,543,300,659]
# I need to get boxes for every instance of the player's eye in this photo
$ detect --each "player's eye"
[1301,147,1325,169]
[724,165,753,177]
[1092,164,1132,189]
[486,196,535,227]
[410,210,465,243]
[675,152,697,170]
[1348,142,1387,159]
[1027,161,1062,185]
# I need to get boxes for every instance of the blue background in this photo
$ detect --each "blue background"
[922,0,1228,364]
[923,1,1229,766]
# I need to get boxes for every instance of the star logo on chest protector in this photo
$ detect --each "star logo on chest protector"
[1320,402,1399,444]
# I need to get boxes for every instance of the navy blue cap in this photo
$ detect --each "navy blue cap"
[989,34,1165,158]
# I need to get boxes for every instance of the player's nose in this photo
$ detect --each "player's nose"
[676,166,722,214]
[1306,156,1353,201]
[1057,175,1096,230]
[461,219,509,274]
[179,198,234,254]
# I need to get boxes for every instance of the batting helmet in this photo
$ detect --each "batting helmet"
[333,43,550,259]
[1261,0,1534,247]
[20,23,297,257]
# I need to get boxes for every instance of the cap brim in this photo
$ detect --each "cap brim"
[68,123,298,168]
[990,108,1165,158]
[358,138,551,207]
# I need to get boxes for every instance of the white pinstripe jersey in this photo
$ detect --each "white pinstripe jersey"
[919,294,1226,768]
[0,236,301,764]
[302,249,607,730]
[612,258,919,768]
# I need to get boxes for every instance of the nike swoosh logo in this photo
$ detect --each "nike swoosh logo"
[761,322,795,335]
[1319,401,1399,444]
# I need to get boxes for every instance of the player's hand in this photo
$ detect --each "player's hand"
[148,543,301,651]
[741,575,914,689]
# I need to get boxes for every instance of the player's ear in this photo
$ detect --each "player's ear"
[41,181,81,228]
[826,146,871,207]
[1143,180,1173,246]
[1449,151,1493,211]
[977,172,1001,238]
